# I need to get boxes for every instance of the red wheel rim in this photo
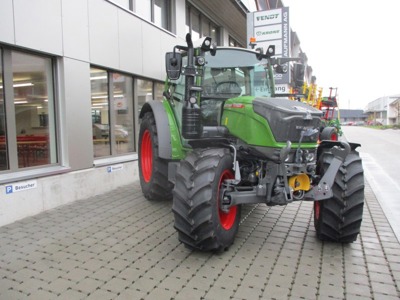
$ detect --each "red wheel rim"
[218,169,237,230]
[141,130,153,183]
[314,201,320,220]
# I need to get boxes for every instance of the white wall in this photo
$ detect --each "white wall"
[62,58,94,170]
[62,0,90,61]
[0,162,138,227]
[13,0,63,55]
[0,0,180,80]
[0,0,184,226]
[0,0,15,44]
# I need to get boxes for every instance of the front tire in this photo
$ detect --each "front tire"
[314,148,364,242]
[138,112,173,200]
[320,126,338,141]
[172,148,241,252]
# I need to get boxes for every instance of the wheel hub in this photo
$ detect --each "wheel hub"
[218,170,237,230]
[141,130,153,182]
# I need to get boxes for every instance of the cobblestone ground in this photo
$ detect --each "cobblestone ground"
[0,181,399,300]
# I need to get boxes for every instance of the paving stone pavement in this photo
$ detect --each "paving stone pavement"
[1,180,400,300]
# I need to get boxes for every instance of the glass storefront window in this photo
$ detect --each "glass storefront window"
[12,51,57,168]
[90,68,163,158]
[91,68,136,157]
[0,49,7,170]
[154,82,164,101]
[91,68,110,158]
[137,79,153,114]
[112,73,134,154]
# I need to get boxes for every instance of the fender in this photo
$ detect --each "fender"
[139,101,173,159]
[317,140,361,157]
[305,140,361,201]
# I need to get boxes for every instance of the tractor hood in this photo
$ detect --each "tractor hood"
[222,96,321,147]
[253,97,322,143]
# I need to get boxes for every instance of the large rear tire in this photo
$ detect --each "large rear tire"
[314,148,364,242]
[172,148,241,252]
[138,112,173,200]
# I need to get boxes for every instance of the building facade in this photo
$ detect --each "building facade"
[0,0,249,226]
[364,95,400,126]
[332,109,367,125]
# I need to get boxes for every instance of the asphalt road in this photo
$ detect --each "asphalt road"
[342,126,400,241]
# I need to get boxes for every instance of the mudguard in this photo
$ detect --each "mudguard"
[305,141,360,201]
[139,101,172,159]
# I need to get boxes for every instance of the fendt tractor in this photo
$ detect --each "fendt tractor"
[138,34,365,252]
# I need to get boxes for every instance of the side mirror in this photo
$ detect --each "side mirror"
[256,45,275,60]
[165,52,182,80]
[293,63,305,89]
[266,45,275,57]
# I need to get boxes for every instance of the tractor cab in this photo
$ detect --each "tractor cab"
[165,47,276,129]
[163,34,298,142]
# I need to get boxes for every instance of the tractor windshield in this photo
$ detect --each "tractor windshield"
[166,47,274,128]
[202,48,273,98]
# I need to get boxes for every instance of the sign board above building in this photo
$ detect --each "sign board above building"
[247,7,290,84]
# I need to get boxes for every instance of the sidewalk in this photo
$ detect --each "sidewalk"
[0,180,399,299]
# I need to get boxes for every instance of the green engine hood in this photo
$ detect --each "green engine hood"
[222,96,321,148]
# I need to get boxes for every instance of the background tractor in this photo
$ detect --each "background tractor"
[318,87,342,140]
[138,34,365,252]
[293,82,342,141]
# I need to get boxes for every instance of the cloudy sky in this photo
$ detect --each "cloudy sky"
[246,0,400,109]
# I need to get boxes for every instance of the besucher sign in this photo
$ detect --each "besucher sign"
[5,180,37,194]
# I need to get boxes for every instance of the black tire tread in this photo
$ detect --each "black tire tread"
[315,150,365,243]
[172,148,240,252]
[139,112,173,201]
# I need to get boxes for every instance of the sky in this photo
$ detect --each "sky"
[246,0,400,109]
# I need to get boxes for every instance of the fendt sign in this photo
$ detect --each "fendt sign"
[247,7,290,88]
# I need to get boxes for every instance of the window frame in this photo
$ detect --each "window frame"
[130,0,171,31]
[91,67,137,159]
[0,46,60,174]
[186,4,220,45]
[229,36,244,48]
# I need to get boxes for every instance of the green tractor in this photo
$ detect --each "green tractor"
[138,34,364,252]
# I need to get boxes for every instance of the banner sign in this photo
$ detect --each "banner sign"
[247,7,290,84]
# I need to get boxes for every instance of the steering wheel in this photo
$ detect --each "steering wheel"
[215,81,242,97]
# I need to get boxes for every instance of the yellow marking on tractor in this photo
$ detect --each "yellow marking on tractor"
[289,174,311,191]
